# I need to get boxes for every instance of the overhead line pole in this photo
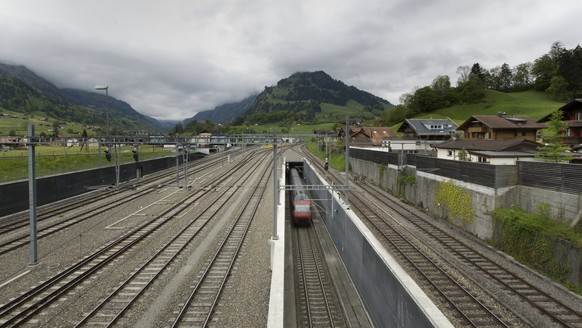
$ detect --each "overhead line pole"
[345,116,350,207]
[27,124,38,265]
[272,129,279,241]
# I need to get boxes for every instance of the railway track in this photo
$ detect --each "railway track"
[169,149,273,327]
[292,225,345,328]
[0,147,268,327]
[348,190,512,327]
[300,145,582,327]
[358,179,582,328]
[0,148,246,256]
[72,150,272,327]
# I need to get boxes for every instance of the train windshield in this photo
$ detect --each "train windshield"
[295,204,310,213]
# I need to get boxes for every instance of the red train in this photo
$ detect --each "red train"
[289,167,312,226]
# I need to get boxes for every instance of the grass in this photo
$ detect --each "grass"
[0,145,174,182]
[492,206,582,294]
[429,90,563,124]
[0,108,96,138]
[387,90,564,135]
[306,139,346,171]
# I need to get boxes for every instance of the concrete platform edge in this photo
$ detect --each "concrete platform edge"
[267,161,286,328]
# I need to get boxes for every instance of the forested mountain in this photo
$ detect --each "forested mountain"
[235,71,391,125]
[183,71,393,133]
[0,62,162,134]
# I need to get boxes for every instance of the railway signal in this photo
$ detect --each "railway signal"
[132,147,139,162]
[104,147,112,162]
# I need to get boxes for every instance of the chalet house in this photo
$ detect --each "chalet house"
[342,126,396,146]
[397,118,458,140]
[434,139,540,164]
[538,98,582,148]
[457,114,546,142]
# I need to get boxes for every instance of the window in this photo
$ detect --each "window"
[478,157,488,163]
[447,150,453,157]
[576,112,582,120]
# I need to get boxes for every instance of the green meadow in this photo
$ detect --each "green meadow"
[0,145,173,183]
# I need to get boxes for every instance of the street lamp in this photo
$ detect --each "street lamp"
[95,85,119,186]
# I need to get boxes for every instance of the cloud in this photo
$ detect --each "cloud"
[0,0,581,121]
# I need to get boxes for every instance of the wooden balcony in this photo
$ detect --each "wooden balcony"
[567,120,582,128]
[467,127,487,133]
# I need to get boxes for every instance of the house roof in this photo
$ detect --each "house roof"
[360,127,396,144]
[457,115,547,130]
[435,139,541,152]
[345,126,396,145]
[538,98,582,122]
[397,118,458,136]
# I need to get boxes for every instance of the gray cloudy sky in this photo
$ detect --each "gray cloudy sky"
[1,1,580,121]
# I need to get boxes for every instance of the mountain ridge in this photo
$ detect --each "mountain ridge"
[190,70,393,126]
[0,62,162,134]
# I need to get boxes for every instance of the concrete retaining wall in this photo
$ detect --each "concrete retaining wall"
[350,157,582,239]
[349,157,582,287]
[0,153,204,217]
[352,157,498,239]
[304,161,452,328]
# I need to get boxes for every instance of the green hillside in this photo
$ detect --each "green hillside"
[411,90,563,125]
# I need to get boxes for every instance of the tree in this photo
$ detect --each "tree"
[456,65,471,85]
[52,121,60,137]
[487,66,502,90]
[457,75,485,103]
[512,62,533,90]
[535,143,572,163]
[556,45,582,98]
[380,105,411,126]
[411,86,440,113]
[545,108,567,137]
[549,41,565,60]
[535,109,573,163]
[431,75,454,107]
[458,149,471,161]
[470,63,486,84]
[532,54,557,91]
[499,63,513,91]
[173,123,184,135]
[546,76,570,101]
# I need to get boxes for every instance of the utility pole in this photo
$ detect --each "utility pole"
[27,124,38,265]
[272,129,279,241]
[345,116,350,206]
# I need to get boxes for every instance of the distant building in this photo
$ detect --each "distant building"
[434,139,540,164]
[341,126,396,147]
[457,113,546,142]
[397,118,458,141]
[538,98,582,148]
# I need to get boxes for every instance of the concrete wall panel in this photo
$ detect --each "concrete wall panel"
[304,160,452,328]
[0,153,203,217]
